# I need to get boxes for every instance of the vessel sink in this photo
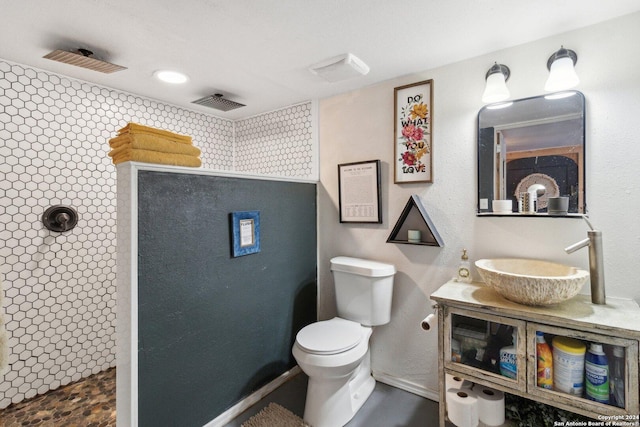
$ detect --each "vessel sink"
[475,258,589,306]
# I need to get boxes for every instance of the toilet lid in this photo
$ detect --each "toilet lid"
[296,318,363,355]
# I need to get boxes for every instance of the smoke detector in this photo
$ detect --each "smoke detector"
[192,94,246,112]
[309,53,369,82]
[43,48,127,74]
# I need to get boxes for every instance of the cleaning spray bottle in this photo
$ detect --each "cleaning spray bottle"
[586,343,609,404]
[536,331,553,389]
[499,329,517,379]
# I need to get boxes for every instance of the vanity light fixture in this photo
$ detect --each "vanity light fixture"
[154,70,189,84]
[544,46,579,92]
[482,62,510,103]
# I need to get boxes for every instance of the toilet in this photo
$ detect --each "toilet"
[292,256,396,427]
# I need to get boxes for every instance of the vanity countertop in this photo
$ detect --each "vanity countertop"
[431,280,640,338]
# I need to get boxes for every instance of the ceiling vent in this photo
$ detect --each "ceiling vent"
[43,48,127,74]
[309,53,369,82]
[192,94,246,112]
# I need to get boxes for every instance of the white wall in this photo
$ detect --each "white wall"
[318,12,640,397]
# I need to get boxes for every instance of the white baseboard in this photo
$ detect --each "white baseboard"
[372,371,440,402]
[204,366,302,427]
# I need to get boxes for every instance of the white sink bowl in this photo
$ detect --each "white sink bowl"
[475,258,589,306]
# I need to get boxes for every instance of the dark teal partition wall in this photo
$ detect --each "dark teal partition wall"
[137,171,317,426]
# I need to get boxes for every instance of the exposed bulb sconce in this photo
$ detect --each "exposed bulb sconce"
[545,46,579,92]
[482,62,510,103]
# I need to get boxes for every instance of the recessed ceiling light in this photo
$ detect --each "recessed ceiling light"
[154,70,189,84]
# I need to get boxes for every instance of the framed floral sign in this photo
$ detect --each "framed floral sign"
[394,79,433,183]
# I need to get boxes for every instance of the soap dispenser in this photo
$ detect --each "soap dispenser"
[456,249,472,283]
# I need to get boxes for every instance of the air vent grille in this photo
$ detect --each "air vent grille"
[192,94,245,112]
[43,49,127,73]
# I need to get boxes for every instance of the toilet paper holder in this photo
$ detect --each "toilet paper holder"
[421,304,439,331]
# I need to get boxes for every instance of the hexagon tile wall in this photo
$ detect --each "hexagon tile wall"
[0,58,316,409]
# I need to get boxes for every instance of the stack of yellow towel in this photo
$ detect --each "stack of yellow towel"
[108,123,202,167]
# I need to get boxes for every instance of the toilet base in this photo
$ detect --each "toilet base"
[303,354,375,427]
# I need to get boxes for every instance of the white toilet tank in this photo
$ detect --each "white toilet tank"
[330,256,396,326]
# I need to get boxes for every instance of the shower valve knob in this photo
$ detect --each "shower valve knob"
[42,205,78,232]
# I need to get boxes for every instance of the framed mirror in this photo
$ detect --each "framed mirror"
[477,91,585,216]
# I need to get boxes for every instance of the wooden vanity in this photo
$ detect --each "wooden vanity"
[431,280,640,427]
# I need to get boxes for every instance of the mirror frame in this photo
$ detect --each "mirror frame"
[477,91,586,217]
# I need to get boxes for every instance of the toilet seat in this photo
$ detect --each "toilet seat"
[296,318,363,355]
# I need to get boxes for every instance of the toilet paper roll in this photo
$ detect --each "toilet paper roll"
[474,384,505,426]
[446,374,474,391]
[421,314,436,330]
[446,388,479,427]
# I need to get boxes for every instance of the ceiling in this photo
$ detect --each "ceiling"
[2,1,640,120]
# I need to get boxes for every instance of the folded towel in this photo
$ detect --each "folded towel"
[118,122,192,145]
[0,281,8,375]
[111,149,202,167]
[108,134,201,157]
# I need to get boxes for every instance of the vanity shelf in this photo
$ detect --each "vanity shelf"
[386,195,443,246]
[476,212,585,218]
[431,280,640,427]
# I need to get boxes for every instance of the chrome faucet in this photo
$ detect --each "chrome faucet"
[564,217,606,304]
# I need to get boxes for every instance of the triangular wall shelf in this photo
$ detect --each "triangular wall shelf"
[387,195,444,247]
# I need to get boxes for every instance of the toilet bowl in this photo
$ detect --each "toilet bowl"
[292,317,375,427]
[292,256,396,427]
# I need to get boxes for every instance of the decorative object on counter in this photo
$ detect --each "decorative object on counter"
[475,258,589,306]
[585,343,610,404]
[394,79,433,183]
[552,336,586,396]
[482,62,511,104]
[564,216,606,305]
[387,195,443,246]
[548,196,569,215]
[492,199,512,214]
[545,46,579,92]
[108,122,201,167]
[337,159,382,223]
[230,211,261,257]
[536,331,553,390]
[42,205,78,232]
[515,173,559,212]
[610,346,626,408]
[456,249,472,283]
[407,229,421,243]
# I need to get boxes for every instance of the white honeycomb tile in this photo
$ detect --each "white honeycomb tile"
[0,58,315,409]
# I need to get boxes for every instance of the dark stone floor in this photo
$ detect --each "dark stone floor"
[0,367,116,427]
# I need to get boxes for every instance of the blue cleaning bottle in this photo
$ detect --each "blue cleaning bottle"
[585,343,609,404]
[499,329,517,379]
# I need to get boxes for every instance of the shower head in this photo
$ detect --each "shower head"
[192,94,245,112]
[43,48,127,73]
